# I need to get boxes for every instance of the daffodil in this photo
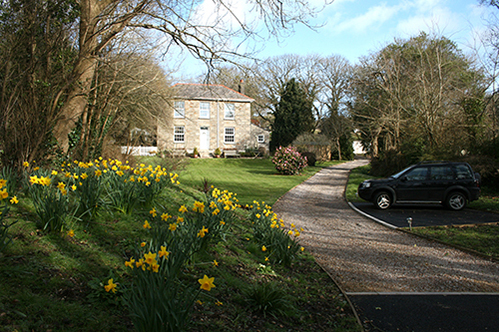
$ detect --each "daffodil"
[51,170,58,176]
[0,189,8,200]
[136,258,145,270]
[67,229,75,237]
[159,246,169,259]
[197,226,208,238]
[169,223,177,231]
[29,175,39,185]
[104,278,117,293]
[178,205,188,213]
[143,220,151,229]
[193,201,205,213]
[9,196,18,204]
[149,208,157,217]
[140,242,146,247]
[125,258,135,269]
[161,213,171,221]
[144,252,157,266]
[262,245,267,252]
[198,275,215,291]
[212,260,219,267]
[23,161,29,168]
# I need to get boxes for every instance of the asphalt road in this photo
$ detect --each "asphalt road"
[351,202,499,228]
[351,293,499,332]
[349,200,499,331]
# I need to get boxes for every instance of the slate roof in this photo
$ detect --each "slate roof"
[172,83,254,103]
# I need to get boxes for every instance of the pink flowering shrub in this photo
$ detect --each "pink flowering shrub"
[272,146,308,175]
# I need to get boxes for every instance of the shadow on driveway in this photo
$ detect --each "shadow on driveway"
[351,202,499,228]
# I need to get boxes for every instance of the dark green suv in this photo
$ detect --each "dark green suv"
[357,161,481,211]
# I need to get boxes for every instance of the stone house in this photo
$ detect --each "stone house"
[158,83,261,157]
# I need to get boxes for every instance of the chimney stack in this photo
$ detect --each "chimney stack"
[238,79,244,95]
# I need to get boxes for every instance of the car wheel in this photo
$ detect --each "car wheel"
[446,192,467,211]
[374,191,392,210]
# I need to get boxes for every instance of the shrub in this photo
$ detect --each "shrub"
[301,152,316,166]
[272,146,308,175]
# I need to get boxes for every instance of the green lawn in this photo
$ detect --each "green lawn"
[178,158,342,205]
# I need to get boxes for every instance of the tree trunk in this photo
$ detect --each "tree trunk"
[52,0,102,152]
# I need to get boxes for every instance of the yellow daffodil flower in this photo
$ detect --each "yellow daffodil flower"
[9,196,18,204]
[143,220,151,229]
[0,189,8,200]
[144,252,157,266]
[159,246,169,259]
[198,275,215,291]
[104,279,117,293]
[197,226,208,238]
[125,258,135,269]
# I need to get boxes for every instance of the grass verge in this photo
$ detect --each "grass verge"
[0,159,360,332]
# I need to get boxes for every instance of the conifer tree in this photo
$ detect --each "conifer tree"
[270,78,314,152]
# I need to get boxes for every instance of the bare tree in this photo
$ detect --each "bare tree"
[51,0,330,152]
[349,32,487,161]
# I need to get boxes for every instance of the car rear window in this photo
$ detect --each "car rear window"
[455,164,473,180]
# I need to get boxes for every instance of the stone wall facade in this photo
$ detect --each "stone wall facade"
[158,99,252,156]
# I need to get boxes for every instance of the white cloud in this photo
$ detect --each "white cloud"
[330,2,408,33]
[396,7,458,36]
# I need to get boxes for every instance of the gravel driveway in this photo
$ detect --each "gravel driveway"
[272,159,499,293]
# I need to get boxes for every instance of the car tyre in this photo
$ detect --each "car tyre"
[374,191,392,210]
[446,191,466,211]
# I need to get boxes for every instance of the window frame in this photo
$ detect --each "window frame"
[224,127,235,144]
[257,134,265,143]
[174,101,185,118]
[199,102,210,119]
[173,126,185,143]
[224,103,235,120]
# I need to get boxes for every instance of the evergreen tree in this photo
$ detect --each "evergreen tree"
[270,78,314,152]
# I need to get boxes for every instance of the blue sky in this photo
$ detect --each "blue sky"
[172,0,494,78]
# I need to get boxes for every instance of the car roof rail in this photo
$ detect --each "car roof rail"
[415,160,448,165]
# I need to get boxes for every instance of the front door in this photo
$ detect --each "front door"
[200,127,210,150]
